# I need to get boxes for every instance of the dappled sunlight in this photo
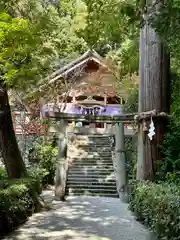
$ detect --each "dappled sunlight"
[4,191,154,240]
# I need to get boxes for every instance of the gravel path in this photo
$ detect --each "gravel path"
[4,190,154,240]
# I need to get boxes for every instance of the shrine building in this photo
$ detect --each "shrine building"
[41,49,130,134]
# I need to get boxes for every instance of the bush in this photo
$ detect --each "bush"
[28,166,49,191]
[28,142,58,186]
[159,72,180,182]
[129,181,180,240]
[160,116,180,178]
[38,145,58,185]
[0,178,38,236]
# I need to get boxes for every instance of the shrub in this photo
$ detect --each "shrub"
[0,178,38,236]
[159,72,180,182]
[28,142,58,186]
[38,145,58,185]
[28,166,49,191]
[129,181,180,240]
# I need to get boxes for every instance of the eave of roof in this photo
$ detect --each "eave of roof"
[25,49,114,100]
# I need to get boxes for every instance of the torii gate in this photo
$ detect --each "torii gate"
[41,107,137,201]
[41,107,167,201]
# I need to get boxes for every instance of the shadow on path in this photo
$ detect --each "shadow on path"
[4,190,154,240]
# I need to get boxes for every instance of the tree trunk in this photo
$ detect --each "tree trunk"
[0,82,27,178]
[137,4,170,180]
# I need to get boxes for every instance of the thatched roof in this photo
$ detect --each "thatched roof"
[25,49,115,102]
[47,49,113,84]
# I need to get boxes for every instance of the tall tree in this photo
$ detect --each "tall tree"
[0,13,34,178]
[0,1,87,178]
[137,1,170,180]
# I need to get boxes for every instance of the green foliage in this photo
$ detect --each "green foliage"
[159,116,180,182]
[152,1,180,69]
[0,178,38,235]
[125,136,137,180]
[0,167,7,180]
[159,73,180,181]
[28,166,49,192]
[0,0,87,92]
[28,142,58,186]
[107,37,139,77]
[129,181,180,240]
[123,87,138,113]
[81,0,138,48]
[38,144,58,185]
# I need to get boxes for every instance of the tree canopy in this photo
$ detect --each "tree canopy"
[0,0,87,92]
[0,0,180,105]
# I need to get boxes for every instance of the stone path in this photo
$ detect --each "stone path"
[4,190,154,240]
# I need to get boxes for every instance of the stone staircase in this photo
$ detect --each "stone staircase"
[65,134,118,198]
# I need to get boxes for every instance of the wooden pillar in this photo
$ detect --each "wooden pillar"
[137,3,170,180]
[115,122,127,201]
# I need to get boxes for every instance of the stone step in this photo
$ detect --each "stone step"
[69,139,113,144]
[66,188,118,197]
[69,143,113,148]
[67,187,117,193]
[66,191,119,198]
[74,143,113,146]
[66,134,117,198]
[69,161,113,169]
[68,145,113,149]
[68,172,114,177]
[68,165,114,170]
[67,155,113,159]
[67,152,112,158]
[67,158,113,162]
[68,152,113,156]
[70,135,113,139]
[68,171,114,175]
[68,140,113,144]
[68,164,114,168]
[66,182,117,188]
[67,176,116,181]
[66,187,118,193]
[67,152,113,156]
[68,157,113,161]
[68,162,113,166]
[69,142,113,146]
[68,137,112,141]
[67,175,115,180]
[70,158,113,162]
[68,169,115,174]
[67,174,115,180]
[67,179,117,184]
